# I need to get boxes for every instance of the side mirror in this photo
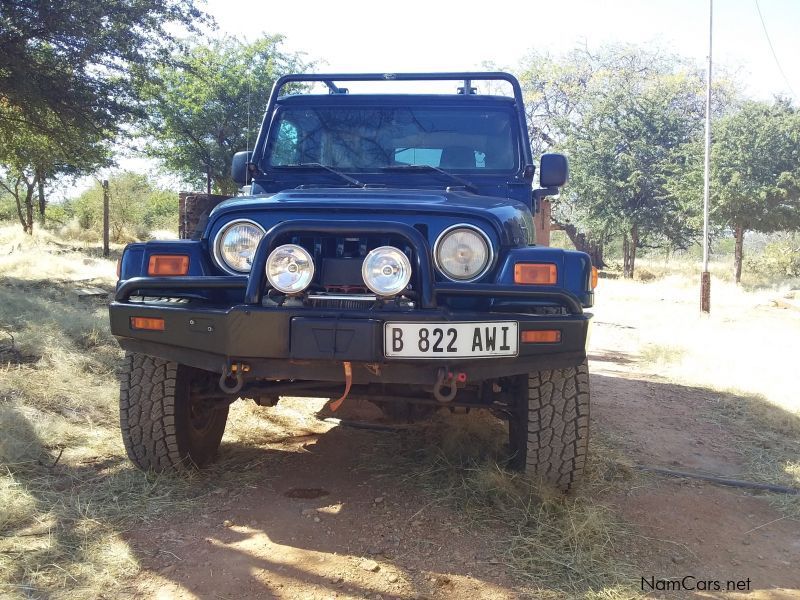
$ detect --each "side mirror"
[539,153,568,188]
[231,151,254,186]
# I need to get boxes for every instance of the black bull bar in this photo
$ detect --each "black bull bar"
[115,220,584,314]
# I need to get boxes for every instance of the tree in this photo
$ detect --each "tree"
[0,0,207,232]
[517,46,735,273]
[139,36,308,195]
[564,66,710,277]
[710,100,800,283]
[69,171,178,240]
[518,47,609,263]
[0,106,109,233]
[0,0,208,141]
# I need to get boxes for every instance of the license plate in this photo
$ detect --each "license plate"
[384,321,518,359]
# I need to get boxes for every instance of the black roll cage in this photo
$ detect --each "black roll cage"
[250,72,534,177]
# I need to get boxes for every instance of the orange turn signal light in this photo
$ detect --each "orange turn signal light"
[130,317,165,331]
[521,330,561,344]
[148,254,189,276]
[591,266,599,289]
[514,263,557,285]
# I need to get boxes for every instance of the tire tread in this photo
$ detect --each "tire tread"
[523,360,590,492]
[119,353,186,471]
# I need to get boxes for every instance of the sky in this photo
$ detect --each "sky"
[101,0,799,196]
[206,0,799,100]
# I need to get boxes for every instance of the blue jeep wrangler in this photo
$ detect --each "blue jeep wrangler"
[109,72,594,491]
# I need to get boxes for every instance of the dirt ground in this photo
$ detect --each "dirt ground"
[120,280,800,599]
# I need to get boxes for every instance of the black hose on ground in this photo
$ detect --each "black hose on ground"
[637,465,800,495]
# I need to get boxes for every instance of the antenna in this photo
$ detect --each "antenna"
[246,69,251,157]
[244,67,252,194]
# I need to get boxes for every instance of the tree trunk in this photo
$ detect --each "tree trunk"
[206,164,212,196]
[622,225,638,278]
[733,225,745,284]
[24,183,35,235]
[555,221,606,268]
[13,184,26,233]
[37,174,46,223]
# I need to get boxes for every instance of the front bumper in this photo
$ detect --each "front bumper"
[109,301,590,384]
[110,219,591,384]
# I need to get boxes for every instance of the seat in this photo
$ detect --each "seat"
[439,146,476,169]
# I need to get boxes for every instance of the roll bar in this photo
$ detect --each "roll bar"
[251,72,533,171]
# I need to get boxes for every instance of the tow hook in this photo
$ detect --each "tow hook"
[433,368,466,403]
[219,361,247,395]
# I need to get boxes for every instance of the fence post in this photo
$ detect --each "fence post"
[102,179,110,257]
[533,198,552,247]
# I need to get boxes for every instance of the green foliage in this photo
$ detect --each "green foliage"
[711,99,800,233]
[556,50,708,275]
[0,0,208,141]
[563,64,705,246]
[0,189,17,221]
[0,0,207,234]
[66,172,178,241]
[675,98,800,282]
[518,45,742,276]
[745,234,800,279]
[0,106,111,233]
[138,35,309,195]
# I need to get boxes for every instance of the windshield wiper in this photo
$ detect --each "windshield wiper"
[380,164,478,193]
[282,163,365,187]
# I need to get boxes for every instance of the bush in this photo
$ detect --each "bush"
[62,171,178,241]
[745,234,800,279]
[0,194,18,222]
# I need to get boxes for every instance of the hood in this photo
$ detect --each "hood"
[209,188,534,246]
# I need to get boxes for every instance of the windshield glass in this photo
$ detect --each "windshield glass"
[263,105,518,172]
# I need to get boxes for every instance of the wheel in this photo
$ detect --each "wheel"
[508,360,590,493]
[119,353,229,471]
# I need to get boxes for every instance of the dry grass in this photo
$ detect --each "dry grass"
[602,254,800,291]
[709,390,800,517]
[375,412,643,599]
[0,225,291,599]
[593,270,800,515]
[638,343,686,365]
[593,270,800,415]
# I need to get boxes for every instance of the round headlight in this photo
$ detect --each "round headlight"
[214,220,265,274]
[362,246,412,297]
[434,225,492,281]
[266,244,314,294]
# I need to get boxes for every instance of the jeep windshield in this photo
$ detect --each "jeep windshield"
[263,104,519,174]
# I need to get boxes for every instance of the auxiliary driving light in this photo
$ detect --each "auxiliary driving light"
[434,225,492,281]
[361,246,412,296]
[266,244,314,294]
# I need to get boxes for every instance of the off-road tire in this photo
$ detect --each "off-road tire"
[119,353,229,471]
[508,360,590,493]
